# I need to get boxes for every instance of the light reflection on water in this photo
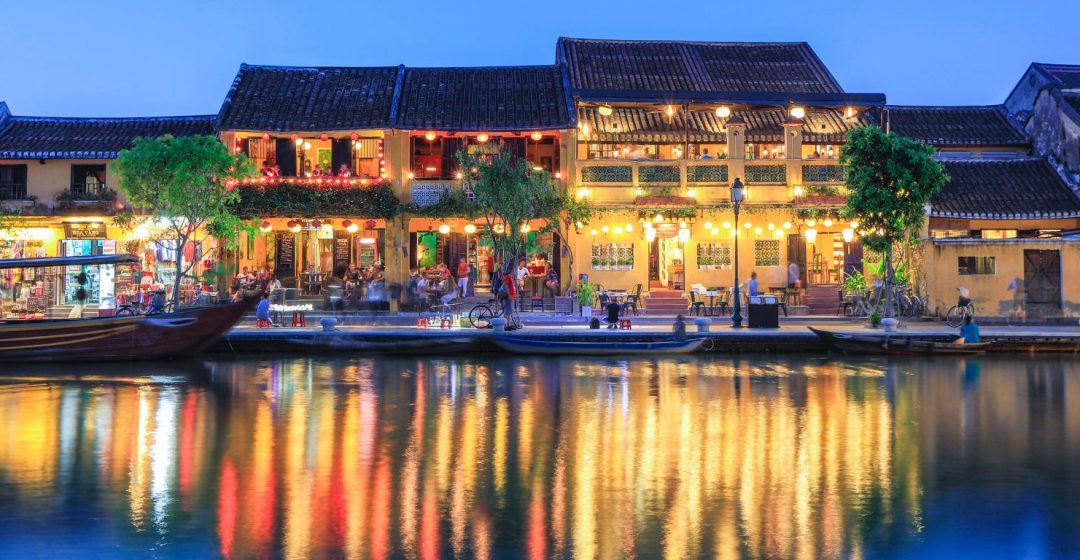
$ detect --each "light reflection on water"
[0,355,1078,559]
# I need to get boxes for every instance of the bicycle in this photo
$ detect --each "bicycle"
[115,291,174,317]
[468,297,521,329]
[944,289,974,328]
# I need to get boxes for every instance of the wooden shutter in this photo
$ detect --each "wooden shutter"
[331,139,352,173]
[276,139,296,176]
[441,138,464,179]
[786,234,807,285]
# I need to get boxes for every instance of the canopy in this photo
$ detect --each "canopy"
[0,254,140,270]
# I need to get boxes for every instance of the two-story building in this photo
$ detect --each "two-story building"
[0,102,216,311]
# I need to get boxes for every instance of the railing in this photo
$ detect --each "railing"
[802,164,846,183]
[0,182,28,200]
[411,181,473,207]
[743,163,786,184]
[578,160,730,186]
[70,181,107,199]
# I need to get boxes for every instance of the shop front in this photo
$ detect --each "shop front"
[250,218,387,290]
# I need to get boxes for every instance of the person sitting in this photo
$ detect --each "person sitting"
[515,260,529,295]
[958,315,981,344]
[699,148,713,160]
[255,294,273,327]
[544,267,560,298]
[416,267,431,311]
[337,164,352,178]
[438,271,457,308]
[672,314,687,340]
[605,299,621,328]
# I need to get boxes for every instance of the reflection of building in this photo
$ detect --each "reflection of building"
[0,105,217,315]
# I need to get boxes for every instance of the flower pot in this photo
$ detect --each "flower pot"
[581,305,593,318]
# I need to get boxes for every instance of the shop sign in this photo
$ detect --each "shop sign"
[654,223,679,238]
[63,221,107,239]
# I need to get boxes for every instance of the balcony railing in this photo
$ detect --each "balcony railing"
[0,182,28,201]
[802,164,846,183]
[577,160,731,187]
[70,181,107,199]
[411,181,473,207]
[743,163,786,184]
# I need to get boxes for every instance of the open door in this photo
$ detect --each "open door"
[843,239,863,281]
[1024,249,1061,317]
[786,234,807,286]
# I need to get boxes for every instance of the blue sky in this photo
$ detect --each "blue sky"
[2,0,1078,117]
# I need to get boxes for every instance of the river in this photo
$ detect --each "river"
[0,354,1078,559]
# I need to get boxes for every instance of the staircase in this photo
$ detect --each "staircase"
[803,284,842,315]
[644,288,688,315]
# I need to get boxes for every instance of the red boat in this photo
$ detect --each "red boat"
[0,254,255,362]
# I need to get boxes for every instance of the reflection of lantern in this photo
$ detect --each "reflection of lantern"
[842,228,855,243]
[464,224,477,234]
[805,228,818,243]
[438,224,450,235]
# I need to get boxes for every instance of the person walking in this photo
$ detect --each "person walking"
[456,258,470,298]
[501,268,518,329]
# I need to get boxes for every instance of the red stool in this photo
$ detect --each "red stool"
[619,319,632,330]
[417,317,429,328]
[256,318,270,328]
[291,311,306,327]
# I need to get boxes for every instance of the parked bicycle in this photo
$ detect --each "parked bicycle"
[115,290,174,317]
[944,288,975,328]
[468,297,521,329]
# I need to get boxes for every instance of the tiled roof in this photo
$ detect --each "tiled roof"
[217,64,402,132]
[0,112,217,159]
[884,106,1028,146]
[1033,63,1080,88]
[1063,94,1080,120]
[393,66,573,131]
[558,38,844,97]
[932,158,1080,219]
[577,107,864,144]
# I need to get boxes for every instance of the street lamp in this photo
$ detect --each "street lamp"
[730,178,746,328]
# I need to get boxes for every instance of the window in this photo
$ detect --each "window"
[697,243,731,270]
[0,164,28,200]
[931,229,970,239]
[754,240,781,267]
[981,229,1017,240]
[958,256,996,275]
[591,243,634,270]
[745,143,784,160]
[71,164,106,197]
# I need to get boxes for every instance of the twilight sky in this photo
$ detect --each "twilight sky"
[2,0,1078,117]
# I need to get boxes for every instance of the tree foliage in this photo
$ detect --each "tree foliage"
[841,125,948,317]
[110,134,256,306]
[841,125,948,253]
[457,149,592,278]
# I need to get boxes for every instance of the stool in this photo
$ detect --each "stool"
[256,318,270,328]
[291,310,306,327]
[530,296,545,312]
[417,317,429,328]
[619,319,632,330]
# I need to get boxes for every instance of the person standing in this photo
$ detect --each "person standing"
[456,258,470,298]
[501,268,517,328]
[747,271,760,297]
[788,262,800,289]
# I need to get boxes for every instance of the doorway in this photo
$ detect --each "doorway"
[1024,249,1061,316]
[648,234,684,290]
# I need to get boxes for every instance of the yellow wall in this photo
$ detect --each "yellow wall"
[0,158,113,208]
[922,239,1080,317]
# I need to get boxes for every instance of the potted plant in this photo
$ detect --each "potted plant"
[592,257,600,270]
[869,307,883,328]
[576,281,596,318]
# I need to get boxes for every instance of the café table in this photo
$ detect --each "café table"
[702,290,729,316]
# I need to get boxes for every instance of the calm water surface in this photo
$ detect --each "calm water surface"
[0,354,1078,559]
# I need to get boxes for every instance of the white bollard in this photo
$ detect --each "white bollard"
[491,317,507,333]
[694,317,712,333]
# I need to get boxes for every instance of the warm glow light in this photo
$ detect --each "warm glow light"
[464,224,477,234]
[754,227,762,235]
[590,229,598,236]
[805,228,817,243]
[644,228,656,242]
[744,222,752,229]
[687,189,697,198]
[704,221,712,229]
[823,218,833,227]
[575,221,583,228]
[666,105,675,117]
[455,171,464,180]
[613,226,623,235]
[530,131,543,141]
[789,106,806,119]
[555,172,562,179]
[850,221,859,229]
[768,223,775,230]
[793,185,804,197]
[715,105,731,118]
[576,187,590,198]
[807,219,817,227]
[294,138,303,146]
[774,229,784,239]
[303,142,311,150]
[680,221,687,228]
[520,224,531,233]
[597,105,613,116]
[654,214,663,223]
[533,166,543,171]
[678,228,691,243]
[290,224,302,233]
[625,223,633,232]
[782,221,792,230]
[438,224,451,235]
[580,123,590,138]
[601,225,609,233]
[635,187,644,196]
[722,221,731,229]
[407,172,415,179]
[842,228,855,243]
[476,133,489,143]
[844,106,858,119]
[424,131,437,142]
[712,227,720,236]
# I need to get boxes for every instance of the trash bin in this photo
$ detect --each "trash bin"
[748,295,780,328]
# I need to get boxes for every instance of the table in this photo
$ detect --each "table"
[701,290,729,316]
[303,272,323,295]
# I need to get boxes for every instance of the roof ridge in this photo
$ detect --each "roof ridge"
[8,114,216,123]
[887,104,1006,110]
[403,64,560,71]
[238,63,401,71]
[558,36,815,47]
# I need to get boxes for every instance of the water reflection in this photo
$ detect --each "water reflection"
[0,356,1078,558]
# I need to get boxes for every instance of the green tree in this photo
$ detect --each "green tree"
[841,125,948,317]
[110,134,256,307]
[456,149,592,283]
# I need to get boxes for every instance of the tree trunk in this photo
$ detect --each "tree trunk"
[173,239,185,309]
[884,244,895,318]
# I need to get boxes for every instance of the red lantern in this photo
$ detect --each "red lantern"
[290,133,298,141]
[260,220,271,229]
[286,220,297,228]
[311,220,322,229]
[320,133,328,141]
[366,219,377,229]
[350,133,358,140]
[341,219,352,229]
[262,133,270,141]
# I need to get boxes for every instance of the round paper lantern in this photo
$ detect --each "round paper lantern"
[366,219,377,229]
[311,220,322,229]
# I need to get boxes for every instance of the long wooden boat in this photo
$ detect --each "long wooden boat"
[492,336,705,356]
[808,327,991,355]
[0,255,255,362]
[278,333,478,355]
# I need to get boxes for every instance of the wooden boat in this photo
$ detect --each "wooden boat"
[0,255,255,362]
[278,333,478,355]
[808,327,991,355]
[492,336,706,356]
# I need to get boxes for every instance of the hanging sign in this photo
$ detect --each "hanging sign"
[63,221,107,239]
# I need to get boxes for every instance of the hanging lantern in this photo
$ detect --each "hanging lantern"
[768,223,776,231]
[311,220,322,229]
[754,227,763,236]
[842,228,855,243]
[625,223,633,232]
[590,229,598,236]
[807,219,817,227]
[530,131,543,141]
[290,133,298,141]
[303,142,312,151]
[286,220,297,228]
[476,133,489,143]
[438,224,451,235]
[712,227,720,236]
[520,224,531,233]
[666,105,675,118]
[464,224,477,234]
[341,219,354,231]
[782,222,792,230]
[678,228,691,243]
[644,228,657,242]
[715,105,732,118]
[259,220,272,232]
[351,133,359,140]
[773,229,784,239]
[424,131,436,142]
[722,222,731,229]
[597,105,613,116]
[614,226,623,235]
[262,133,270,141]
[601,225,609,233]
[789,106,806,119]
[366,220,377,229]
[294,137,304,146]
[320,133,328,141]
[805,228,818,243]
[850,221,860,229]
[823,218,833,227]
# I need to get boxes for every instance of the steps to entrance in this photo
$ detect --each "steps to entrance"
[645,289,688,315]
[803,284,842,316]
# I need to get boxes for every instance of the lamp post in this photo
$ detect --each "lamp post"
[730,178,745,328]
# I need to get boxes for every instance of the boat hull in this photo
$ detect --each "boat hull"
[278,334,478,355]
[0,300,253,362]
[808,327,990,355]
[492,336,705,356]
